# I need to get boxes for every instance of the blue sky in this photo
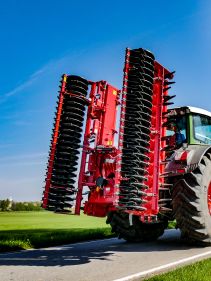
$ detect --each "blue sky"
[0,0,211,201]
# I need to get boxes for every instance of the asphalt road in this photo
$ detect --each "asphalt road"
[1,229,211,281]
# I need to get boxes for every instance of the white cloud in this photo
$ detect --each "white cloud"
[0,152,47,168]
[5,77,37,98]
[0,153,46,200]
[0,152,47,162]
[3,67,46,99]
[0,161,45,167]
[0,56,65,103]
[0,178,43,201]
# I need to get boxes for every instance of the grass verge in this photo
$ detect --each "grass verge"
[0,228,114,252]
[145,258,211,281]
[0,211,115,252]
[0,211,176,252]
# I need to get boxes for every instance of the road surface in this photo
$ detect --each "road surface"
[1,229,211,281]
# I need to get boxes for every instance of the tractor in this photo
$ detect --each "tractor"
[42,47,211,245]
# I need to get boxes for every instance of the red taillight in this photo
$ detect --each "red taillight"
[177,168,186,173]
[175,150,189,162]
[180,151,188,161]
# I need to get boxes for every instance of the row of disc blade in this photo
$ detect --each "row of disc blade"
[44,75,89,212]
[119,48,155,211]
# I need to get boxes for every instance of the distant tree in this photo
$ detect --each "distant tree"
[11,202,25,211]
[11,201,43,211]
[11,202,16,211]
[0,199,10,211]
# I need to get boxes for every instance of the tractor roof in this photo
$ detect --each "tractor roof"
[174,106,211,118]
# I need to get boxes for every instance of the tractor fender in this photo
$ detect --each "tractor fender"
[165,145,211,176]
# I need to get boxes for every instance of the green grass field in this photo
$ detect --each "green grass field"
[0,211,176,253]
[145,258,211,281]
[0,211,114,252]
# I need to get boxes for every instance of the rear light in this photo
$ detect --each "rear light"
[176,168,186,173]
[175,150,189,162]
[180,151,188,161]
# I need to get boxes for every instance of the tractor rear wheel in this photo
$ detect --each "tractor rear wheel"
[106,212,166,242]
[172,153,211,245]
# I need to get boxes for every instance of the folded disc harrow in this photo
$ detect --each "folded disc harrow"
[42,47,175,222]
[43,75,89,212]
[118,48,155,211]
[115,48,175,218]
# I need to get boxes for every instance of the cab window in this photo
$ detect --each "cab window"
[166,115,187,139]
[193,114,211,144]
[166,115,187,147]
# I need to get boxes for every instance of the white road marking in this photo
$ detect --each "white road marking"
[113,250,211,281]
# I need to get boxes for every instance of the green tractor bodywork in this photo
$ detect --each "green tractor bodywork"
[170,106,211,145]
[165,106,211,245]
[166,106,211,175]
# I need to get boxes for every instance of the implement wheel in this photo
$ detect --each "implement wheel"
[172,153,211,245]
[106,212,166,242]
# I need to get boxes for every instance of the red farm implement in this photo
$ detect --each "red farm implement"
[42,47,211,245]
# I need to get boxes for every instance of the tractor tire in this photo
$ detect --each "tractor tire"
[172,153,211,245]
[106,211,166,242]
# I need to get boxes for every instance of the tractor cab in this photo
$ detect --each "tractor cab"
[167,106,211,148]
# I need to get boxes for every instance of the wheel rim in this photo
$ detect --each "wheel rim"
[207,181,211,215]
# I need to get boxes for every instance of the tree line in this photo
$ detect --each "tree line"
[0,199,43,211]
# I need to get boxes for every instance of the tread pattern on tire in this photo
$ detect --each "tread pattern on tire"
[172,152,211,245]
